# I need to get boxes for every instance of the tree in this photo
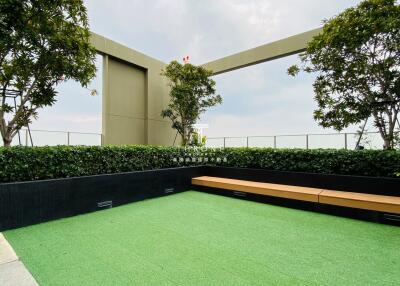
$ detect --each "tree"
[288,0,400,149]
[189,132,207,147]
[161,60,222,146]
[0,0,96,147]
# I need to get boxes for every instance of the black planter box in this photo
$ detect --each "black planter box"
[1,165,399,231]
[0,166,205,231]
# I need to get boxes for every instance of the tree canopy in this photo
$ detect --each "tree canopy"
[289,0,400,149]
[161,61,222,146]
[0,0,96,147]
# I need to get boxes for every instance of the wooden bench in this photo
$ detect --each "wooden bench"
[192,176,400,214]
[319,190,400,214]
[192,176,323,203]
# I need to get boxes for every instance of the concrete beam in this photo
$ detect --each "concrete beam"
[202,28,322,75]
[90,32,166,69]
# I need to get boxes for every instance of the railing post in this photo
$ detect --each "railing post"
[274,136,277,149]
[344,133,348,150]
[246,137,249,148]
[306,134,309,149]
[223,137,226,148]
[67,132,70,146]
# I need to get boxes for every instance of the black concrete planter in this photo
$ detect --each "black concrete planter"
[0,166,205,231]
[1,165,399,231]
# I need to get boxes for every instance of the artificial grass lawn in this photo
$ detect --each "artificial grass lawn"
[4,191,400,286]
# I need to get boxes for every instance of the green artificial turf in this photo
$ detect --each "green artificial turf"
[4,191,400,286]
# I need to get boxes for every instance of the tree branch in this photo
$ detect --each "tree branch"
[6,79,37,134]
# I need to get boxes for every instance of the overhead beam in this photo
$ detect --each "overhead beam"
[202,28,322,75]
[90,32,166,69]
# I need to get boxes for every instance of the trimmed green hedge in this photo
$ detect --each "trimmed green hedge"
[0,146,399,183]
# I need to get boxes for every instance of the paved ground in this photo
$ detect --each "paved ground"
[0,233,38,286]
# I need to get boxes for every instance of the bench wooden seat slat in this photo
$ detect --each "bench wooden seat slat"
[319,190,400,214]
[192,176,400,214]
[192,176,322,203]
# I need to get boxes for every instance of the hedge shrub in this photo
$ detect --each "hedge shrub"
[0,146,399,183]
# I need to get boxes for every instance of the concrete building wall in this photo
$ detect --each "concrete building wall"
[104,57,146,145]
[91,33,176,146]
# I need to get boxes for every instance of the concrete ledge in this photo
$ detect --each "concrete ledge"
[0,261,38,286]
[0,233,38,286]
[0,233,17,265]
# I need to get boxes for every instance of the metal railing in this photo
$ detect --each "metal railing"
[206,132,386,150]
[2,128,103,147]
[1,130,391,150]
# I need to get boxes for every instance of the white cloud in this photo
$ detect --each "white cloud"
[84,0,361,63]
[31,113,101,133]
[52,115,101,125]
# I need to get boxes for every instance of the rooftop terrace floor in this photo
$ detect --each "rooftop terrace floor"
[4,191,400,286]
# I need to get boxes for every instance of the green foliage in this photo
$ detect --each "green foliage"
[0,146,399,183]
[161,61,222,146]
[286,65,300,77]
[189,132,207,147]
[0,0,96,147]
[289,0,400,149]
[221,148,400,178]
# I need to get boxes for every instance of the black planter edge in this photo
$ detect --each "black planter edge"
[1,165,400,231]
[0,166,205,231]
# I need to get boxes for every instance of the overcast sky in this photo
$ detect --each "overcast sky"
[29,0,364,145]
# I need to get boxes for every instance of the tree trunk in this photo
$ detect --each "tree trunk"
[180,134,187,146]
[181,126,189,146]
[373,113,395,150]
[3,136,12,148]
[383,135,393,150]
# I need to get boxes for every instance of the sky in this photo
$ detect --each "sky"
[26,0,365,146]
